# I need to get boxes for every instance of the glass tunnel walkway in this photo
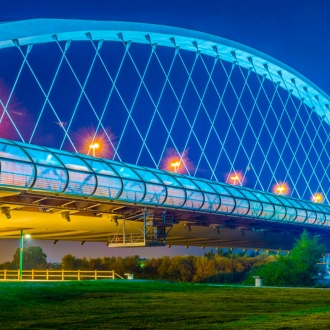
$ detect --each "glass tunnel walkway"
[0,138,330,229]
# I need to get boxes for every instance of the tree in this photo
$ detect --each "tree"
[61,254,80,270]
[12,246,47,270]
[245,230,326,287]
[289,230,326,286]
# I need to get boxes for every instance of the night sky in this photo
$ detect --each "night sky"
[0,0,329,263]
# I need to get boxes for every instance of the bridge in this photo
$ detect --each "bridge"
[1,20,330,252]
[0,138,330,251]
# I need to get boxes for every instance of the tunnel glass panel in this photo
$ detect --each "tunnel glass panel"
[176,176,199,190]
[55,154,90,172]
[253,192,271,203]
[305,210,317,224]
[233,198,250,215]
[315,212,325,225]
[307,203,324,213]
[111,165,141,180]
[119,179,145,202]
[218,195,235,213]
[296,209,307,223]
[134,169,162,184]
[23,148,63,167]
[0,160,34,188]
[183,190,203,209]
[314,204,329,213]
[209,183,231,196]
[193,180,216,193]
[83,159,118,176]
[284,207,297,222]
[263,194,283,205]
[286,198,304,209]
[260,203,274,219]
[324,214,330,226]
[0,143,31,162]
[247,201,262,217]
[272,205,286,221]
[224,187,246,198]
[240,189,259,201]
[163,187,185,207]
[64,171,96,196]
[144,183,166,204]
[155,173,181,187]
[201,193,220,211]
[33,166,67,192]
[295,200,313,211]
[93,175,122,199]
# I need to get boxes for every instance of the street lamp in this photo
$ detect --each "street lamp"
[230,174,240,185]
[273,182,289,195]
[228,171,242,185]
[19,230,30,280]
[170,161,180,173]
[312,193,323,203]
[89,142,100,157]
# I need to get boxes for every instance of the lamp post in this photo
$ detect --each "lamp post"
[89,142,100,157]
[19,230,30,280]
[170,161,180,173]
[276,185,285,195]
[230,174,240,185]
[313,193,323,203]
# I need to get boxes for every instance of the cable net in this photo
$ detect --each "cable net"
[0,38,329,202]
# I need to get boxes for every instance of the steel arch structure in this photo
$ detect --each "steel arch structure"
[0,19,330,204]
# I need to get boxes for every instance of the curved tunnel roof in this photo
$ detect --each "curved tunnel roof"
[0,19,329,124]
[0,138,329,229]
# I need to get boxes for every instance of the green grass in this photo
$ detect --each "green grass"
[0,280,330,329]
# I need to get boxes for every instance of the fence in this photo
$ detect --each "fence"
[0,269,125,281]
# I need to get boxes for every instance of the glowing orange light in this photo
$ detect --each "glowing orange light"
[170,161,181,173]
[89,142,100,157]
[273,182,290,195]
[73,125,115,159]
[312,193,323,203]
[161,148,194,174]
[228,171,243,185]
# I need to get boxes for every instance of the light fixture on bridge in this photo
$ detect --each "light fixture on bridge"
[61,212,71,222]
[273,181,290,195]
[1,207,11,219]
[312,192,323,203]
[89,142,100,157]
[170,160,180,173]
[228,171,244,186]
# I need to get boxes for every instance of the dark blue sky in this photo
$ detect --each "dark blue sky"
[1,0,329,262]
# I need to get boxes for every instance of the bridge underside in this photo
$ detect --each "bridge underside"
[1,190,330,252]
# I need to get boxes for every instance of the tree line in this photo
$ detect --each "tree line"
[0,231,326,287]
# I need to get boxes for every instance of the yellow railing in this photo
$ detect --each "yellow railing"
[0,269,125,281]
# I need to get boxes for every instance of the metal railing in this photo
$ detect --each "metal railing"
[0,269,124,281]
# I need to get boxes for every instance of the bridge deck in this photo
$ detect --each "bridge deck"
[1,138,330,251]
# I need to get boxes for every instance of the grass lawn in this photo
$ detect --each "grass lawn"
[0,280,330,329]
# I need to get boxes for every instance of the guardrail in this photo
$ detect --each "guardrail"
[0,269,125,281]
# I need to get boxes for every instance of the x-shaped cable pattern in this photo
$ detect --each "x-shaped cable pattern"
[0,38,329,204]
